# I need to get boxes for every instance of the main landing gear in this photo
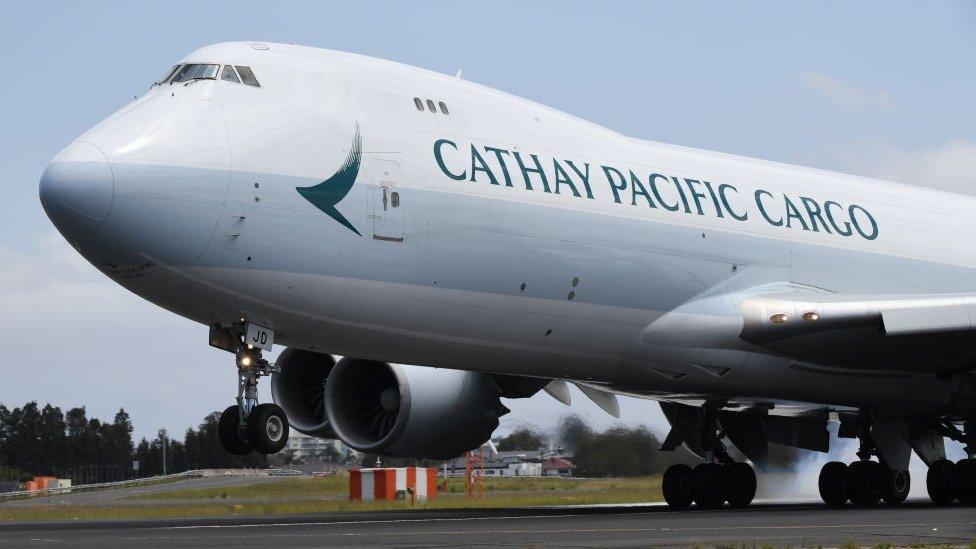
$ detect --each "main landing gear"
[214,326,290,456]
[924,419,976,505]
[818,411,909,506]
[662,403,757,510]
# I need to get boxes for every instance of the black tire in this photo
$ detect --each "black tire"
[218,405,252,455]
[926,459,957,505]
[247,403,290,454]
[818,461,849,506]
[692,463,726,509]
[955,458,976,505]
[881,469,910,505]
[723,462,757,508]
[848,460,884,506]
[662,463,694,510]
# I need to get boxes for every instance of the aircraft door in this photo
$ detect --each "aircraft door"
[369,159,403,242]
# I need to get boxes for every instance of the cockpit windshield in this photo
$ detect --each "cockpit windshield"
[171,64,219,82]
[155,63,261,87]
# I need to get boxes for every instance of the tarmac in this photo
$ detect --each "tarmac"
[0,500,974,548]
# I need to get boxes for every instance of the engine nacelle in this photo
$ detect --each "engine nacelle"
[324,358,508,459]
[270,348,337,437]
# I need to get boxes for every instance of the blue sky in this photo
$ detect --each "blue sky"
[2,1,975,441]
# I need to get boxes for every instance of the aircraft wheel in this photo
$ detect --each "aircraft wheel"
[662,464,694,510]
[881,469,910,505]
[247,403,290,454]
[818,461,849,506]
[926,459,957,505]
[848,460,883,506]
[955,458,976,505]
[218,405,252,455]
[723,462,757,508]
[692,463,726,509]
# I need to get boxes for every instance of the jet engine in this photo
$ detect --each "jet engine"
[270,348,337,437]
[323,358,509,459]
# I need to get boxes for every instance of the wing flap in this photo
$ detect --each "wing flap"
[881,303,976,336]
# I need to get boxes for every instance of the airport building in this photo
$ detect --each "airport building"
[283,432,346,459]
[440,445,576,477]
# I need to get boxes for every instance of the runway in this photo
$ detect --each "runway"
[0,501,973,548]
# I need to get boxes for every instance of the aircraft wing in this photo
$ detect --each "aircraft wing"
[738,288,976,371]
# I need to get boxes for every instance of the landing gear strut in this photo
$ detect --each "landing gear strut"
[662,402,757,510]
[213,324,290,456]
[818,410,909,507]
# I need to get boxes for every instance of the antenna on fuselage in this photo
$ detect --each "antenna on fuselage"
[454,68,463,79]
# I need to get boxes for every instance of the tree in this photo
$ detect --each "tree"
[0,404,11,470]
[39,404,67,474]
[65,406,93,468]
[497,428,544,451]
[556,415,674,477]
[103,409,135,467]
[5,402,45,474]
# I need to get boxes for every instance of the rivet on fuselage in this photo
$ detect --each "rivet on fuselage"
[769,313,788,324]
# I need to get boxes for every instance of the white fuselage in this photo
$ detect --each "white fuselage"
[40,42,976,415]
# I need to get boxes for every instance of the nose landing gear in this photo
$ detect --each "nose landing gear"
[212,323,290,456]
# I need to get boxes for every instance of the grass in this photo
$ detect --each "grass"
[132,473,661,501]
[132,474,350,500]
[0,475,664,522]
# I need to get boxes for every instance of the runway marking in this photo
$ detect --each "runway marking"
[164,513,587,529]
[161,515,975,534]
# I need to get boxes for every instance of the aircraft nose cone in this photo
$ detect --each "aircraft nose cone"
[39,141,114,238]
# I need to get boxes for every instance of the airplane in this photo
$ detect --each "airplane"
[39,42,975,510]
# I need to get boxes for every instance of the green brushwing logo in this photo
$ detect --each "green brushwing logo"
[296,126,362,236]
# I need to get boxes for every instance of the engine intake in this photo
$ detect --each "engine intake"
[270,348,336,437]
[324,358,508,459]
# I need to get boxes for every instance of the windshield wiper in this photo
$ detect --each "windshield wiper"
[182,76,217,86]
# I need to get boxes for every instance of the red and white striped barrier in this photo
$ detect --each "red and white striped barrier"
[349,467,437,501]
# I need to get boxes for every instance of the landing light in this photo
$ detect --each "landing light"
[803,312,820,322]
[769,313,788,324]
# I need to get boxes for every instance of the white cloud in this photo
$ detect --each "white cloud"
[835,139,976,194]
[798,72,894,111]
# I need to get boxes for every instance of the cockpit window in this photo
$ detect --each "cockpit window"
[235,66,260,87]
[158,65,181,85]
[172,63,219,83]
[220,65,240,83]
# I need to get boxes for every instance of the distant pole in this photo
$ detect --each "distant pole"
[159,429,168,476]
